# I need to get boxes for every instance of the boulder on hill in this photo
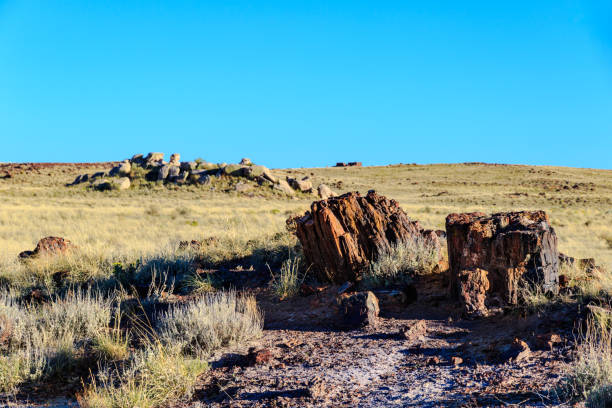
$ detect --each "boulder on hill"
[294,191,440,283]
[288,176,313,193]
[144,152,164,166]
[19,236,76,259]
[168,165,181,182]
[169,153,180,165]
[115,177,131,190]
[273,179,295,195]
[317,184,335,199]
[157,165,171,181]
[130,153,144,164]
[181,161,197,172]
[223,164,246,177]
[446,211,559,315]
[240,158,252,166]
[118,161,131,176]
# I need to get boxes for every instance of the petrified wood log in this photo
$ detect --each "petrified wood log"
[295,191,439,283]
[446,211,559,312]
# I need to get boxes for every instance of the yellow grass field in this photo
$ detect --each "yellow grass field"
[1,162,611,270]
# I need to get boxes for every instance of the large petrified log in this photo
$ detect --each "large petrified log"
[295,191,439,283]
[446,211,559,314]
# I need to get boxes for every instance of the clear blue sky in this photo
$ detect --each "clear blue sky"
[1,1,611,168]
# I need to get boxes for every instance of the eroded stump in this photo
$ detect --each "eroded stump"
[295,191,439,283]
[446,211,559,314]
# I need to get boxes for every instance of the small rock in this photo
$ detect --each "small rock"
[338,291,379,328]
[397,320,427,342]
[499,338,531,362]
[427,356,440,366]
[246,347,272,366]
[240,158,252,166]
[169,153,181,165]
[535,333,562,350]
[451,356,463,366]
[457,268,489,317]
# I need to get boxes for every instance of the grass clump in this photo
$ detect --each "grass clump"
[79,345,207,408]
[182,272,216,295]
[560,315,612,406]
[268,255,306,300]
[363,237,439,289]
[156,291,263,357]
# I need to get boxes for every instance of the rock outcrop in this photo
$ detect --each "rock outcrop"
[295,191,440,283]
[19,237,76,259]
[446,211,559,315]
[68,153,315,196]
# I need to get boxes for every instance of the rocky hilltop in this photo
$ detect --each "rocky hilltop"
[69,152,336,197]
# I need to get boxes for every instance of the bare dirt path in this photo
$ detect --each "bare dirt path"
[193,278,575,407]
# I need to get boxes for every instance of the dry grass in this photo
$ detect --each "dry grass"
[2,162,612,269]
[363,237,440,289]
[561,315,612,406]
[268,255,306,300]
[156,291,263,357]
[79,345,207,408]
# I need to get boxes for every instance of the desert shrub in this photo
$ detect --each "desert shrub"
[269,255,306,300]
[0,291,35,351]
[92,309,130,362]
[182,272,216,295]
[586,384,612,408]
[79,345,207,408]
[363,237,439,289]
[0,346,45,394]
[8,251,115,293]
[40,290,113,340]
[560,316,612,404]
[156,291,263,357]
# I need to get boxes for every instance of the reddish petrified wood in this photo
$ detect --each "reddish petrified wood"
[295,191,439,283]
[19,236,76,259]
[446,211,559,311]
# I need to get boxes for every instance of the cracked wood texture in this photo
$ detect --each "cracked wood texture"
[295,191,438,283]
[446,211,559,307]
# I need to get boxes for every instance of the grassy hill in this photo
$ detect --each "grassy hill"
[1,161,611,268]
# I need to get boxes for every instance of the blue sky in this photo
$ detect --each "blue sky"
[1,1,611,168]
